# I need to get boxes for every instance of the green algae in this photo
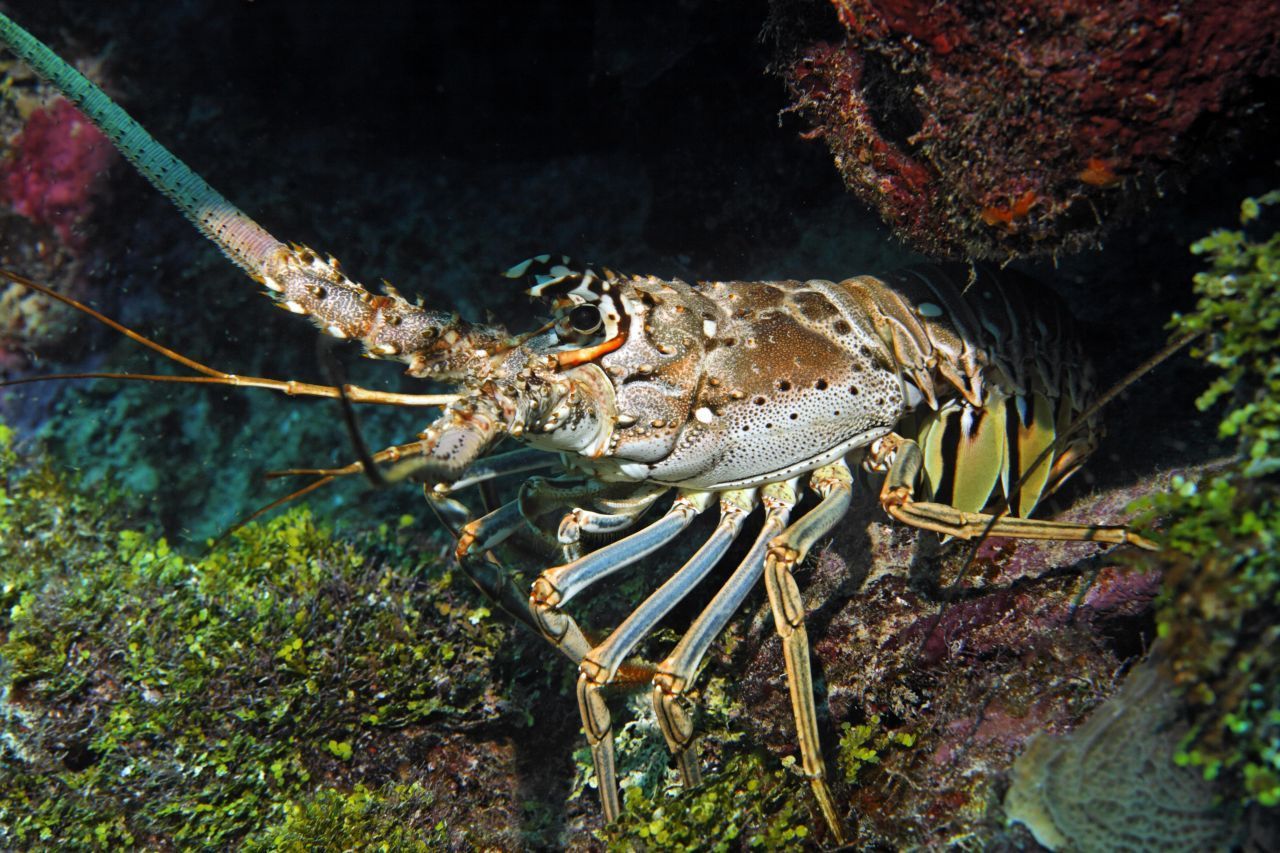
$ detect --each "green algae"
[836,713,916,785]
[1134,191,1280,810]
[605,750,812,851]
[0,424,514,848]
[244,783,448,852]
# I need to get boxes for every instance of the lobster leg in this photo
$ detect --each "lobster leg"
[521,479,669,562]
[453,478,667,646]
[530,491,715,680]
[452,499,548,637]
[424,448,559,532]
[871,433,1158,549]
[764,459,854,845]
[576,488,757,823]
[652,478,799,788]
[435,447,558,494]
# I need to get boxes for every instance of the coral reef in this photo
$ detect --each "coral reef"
[1004,652,1237,851]
[774,0,1280,260]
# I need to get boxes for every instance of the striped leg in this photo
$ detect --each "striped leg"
[424,448,559,532]
[576,488,758,823]
[437,447,556,492]
[452,498,545,636]
[530,491,715,683]
[425,447,563,559]
[868,432,1157,549]
[763,459,854,845]
[455,478,668,657]
[524,480,670,562]
[652,478,799,787]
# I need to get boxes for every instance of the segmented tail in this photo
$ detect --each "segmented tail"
[0,12,282,278]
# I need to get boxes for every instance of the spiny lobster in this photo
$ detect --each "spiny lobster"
[0,12,1157,844]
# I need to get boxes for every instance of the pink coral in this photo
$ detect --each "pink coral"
[1,98,115,248]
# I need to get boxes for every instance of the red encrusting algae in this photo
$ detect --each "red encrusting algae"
[1,97,115,249]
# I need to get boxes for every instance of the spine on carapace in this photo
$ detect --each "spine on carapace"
[0,12,282,278]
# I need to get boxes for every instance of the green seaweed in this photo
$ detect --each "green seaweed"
[244,783,448,852]
[0,425,514,848]
[605,750,813,851]
[836,713,916,784]
[1135,190,1280,810]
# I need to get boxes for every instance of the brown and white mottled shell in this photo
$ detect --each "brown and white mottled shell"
[606,274,907,489]
[520,260,1097,517]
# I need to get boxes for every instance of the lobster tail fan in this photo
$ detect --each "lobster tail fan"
[1010,391,1059,518]
[0,13,285,280]
[949,396,1008,516]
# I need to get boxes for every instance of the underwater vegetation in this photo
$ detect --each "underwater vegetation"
[774,0,1280,260]
[0,423,531,848]
[1141,191,1280,812]
[1002,191,1280,850]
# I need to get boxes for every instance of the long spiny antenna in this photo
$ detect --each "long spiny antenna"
[915,327,1200,659]
[0,13,511,380]
[0,14,282,279]
[0,270,457,408]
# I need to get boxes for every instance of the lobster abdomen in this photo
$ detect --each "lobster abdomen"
[842,265,1099,517]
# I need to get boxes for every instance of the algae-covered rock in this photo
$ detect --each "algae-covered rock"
[1002,191,1280,849]
[1136,192,1280,812]
[0,423,530,848]
[773,0,1280,261]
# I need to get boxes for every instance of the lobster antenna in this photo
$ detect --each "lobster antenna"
[1,14,505,381]
[316,336,387,489]
[0,269,457,407]
[212,475,338,549]
[0,13,283,278]
[960,326,1202,563]
[224,436,442,547]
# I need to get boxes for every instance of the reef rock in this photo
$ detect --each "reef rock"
[774,0,1280,260]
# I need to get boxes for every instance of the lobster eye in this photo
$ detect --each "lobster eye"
[568,304,603,334]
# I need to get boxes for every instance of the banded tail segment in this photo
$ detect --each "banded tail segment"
[844,264,1100,519]
[0,12,282,278]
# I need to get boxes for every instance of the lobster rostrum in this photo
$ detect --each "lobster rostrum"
[0,14,1156,844]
